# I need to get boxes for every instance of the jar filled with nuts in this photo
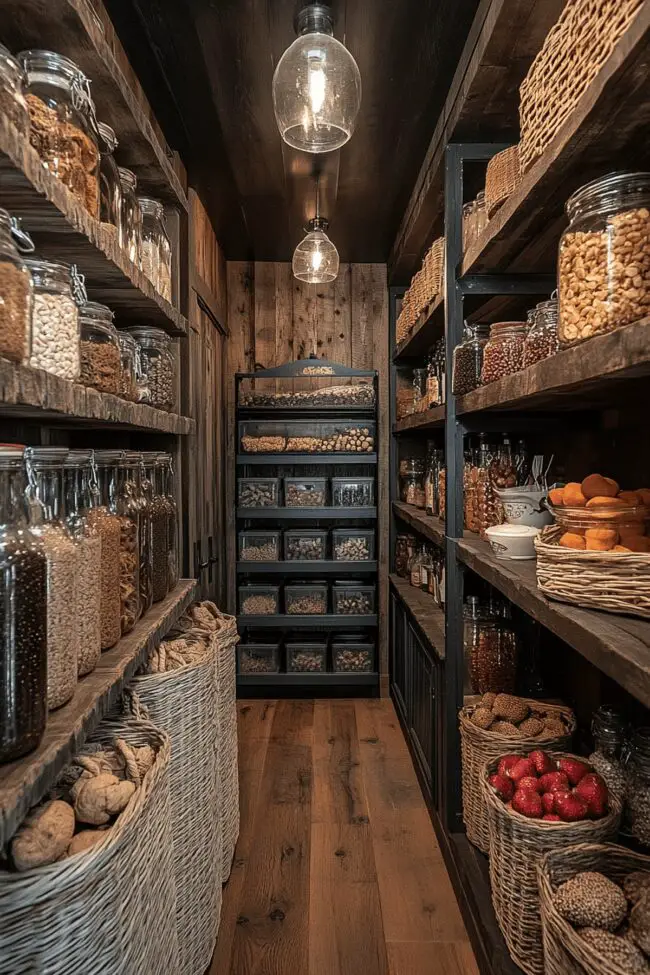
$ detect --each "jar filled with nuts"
[86,454,121,650]
[559,172,650,346]
[25,258,80,381]
[238,477,281,508]
[285,584,328,616]
[0,206,33,364]
[481,322,528,385]
[97,122,122,238]
[95,450,140,634]
[63,449,101,677]
[0,43,29,139]
[332,581,376,616]
[523,296,559,367]
[286,641,327,672]
[126,326,176,412]
[138,196,172,301]
[332,641,374,673]
[463,597,517,697]
[452,323,489,396]
[625,727,650,847]
[118,167,143,267]
[79,301,121,394]
[19,50,100,217]
[332,529,374,561]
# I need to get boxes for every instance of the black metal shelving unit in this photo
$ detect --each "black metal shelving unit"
[235,356,380,693]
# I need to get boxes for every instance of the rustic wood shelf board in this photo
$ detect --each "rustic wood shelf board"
[237,614,378,629]
[390,574,445,660]
[236,453,378,466]
[236,672,379,687]
[0,117,187,336]
[236,561,378,576]
[393,502,446,547]
[236,507,377,520]
[0,580,196,847]
[457,537,650,709]
[393,406,446,434]
[393,295,444,360]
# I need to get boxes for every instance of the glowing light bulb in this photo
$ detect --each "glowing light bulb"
[308,60,326,114]
[292,218,339,283]
[311,247,323,271]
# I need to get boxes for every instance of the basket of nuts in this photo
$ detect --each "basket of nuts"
[460,693,576,854]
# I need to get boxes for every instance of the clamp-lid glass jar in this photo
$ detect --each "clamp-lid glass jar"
[126,326,175,411]
[98,121,122,236]
[143,452,169,603]
[0,206,33,363]
[523,296,559,367]
[20,50,100,217]
[452,323,489,395]
[117,330,138,402]
[138,196,172,301]
[481,322,528,385]
[625,727,650,847]
[95,450,140,634]
[79,300,120,394]
[130,452,153,617]
[86,452,121,650]
[118,166,143,266]
[25,258,80,380]
[0,42,29,138]
[559,172,650,346]
[158,452,179,590]
[63,449,101,676]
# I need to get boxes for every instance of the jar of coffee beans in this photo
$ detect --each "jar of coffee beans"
[452,323,489,395]
[481,322,528,385]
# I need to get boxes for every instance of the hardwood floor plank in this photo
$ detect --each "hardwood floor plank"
[237,700,277,770]
[387,940,479,975]
[312,701,369,826]
[268,699,315,746]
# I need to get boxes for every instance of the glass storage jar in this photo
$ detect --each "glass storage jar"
[523,296,559,367]
[237,642,281,674]
[126,326,175,411]
[0,206,33,363]
[625,727,650,847]
[97,121,122,236]
[588,705,627,802]
[86,453,121,650]
[239,530,280,562]
[95,450,140,634]
[25,258,80,380]
[332,641,374,673]
[286,641,327,672]
[159,453,179,590]
[20,50,100,216]
[558,172,650,345]
[0,43,29,138]
[284,529,327,561]
[283,477,327,507]
[285,583,328,615]
[481,322,528,384]
[401,471,425,508]
[463,596,517,697]
[132,452,153,617]
[332,581,375,615]
[79,301,120,394]
[239,583,279,616]
[237,477,280,508]
[138,196,172,301]
[331,476,375,507]
[26,447,79,710]
[142,453,169,603]
[394,533,414,577]
[63,449,101,676]
[452,323,489,395]
[0,446,47,762]
[118,166,143,266]
[117,330,138,401]
[332,528,375,561]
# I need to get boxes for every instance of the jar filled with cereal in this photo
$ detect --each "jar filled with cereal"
[0,43,29,138]
[25,258,80,380]
[0,207,33,363]
[558,172,650,345]
[79,300,121,394]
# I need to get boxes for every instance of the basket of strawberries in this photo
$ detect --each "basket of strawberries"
[481,750,622,975]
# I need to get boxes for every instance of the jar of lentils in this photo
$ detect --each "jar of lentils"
[127,326,176,411]
[25,258,80,380]
[0,206,33,363]
[0,43,29,138]
[523,296,559,367]
[452,323,489,395]
[481,322,528,385]
[80,300,121,394]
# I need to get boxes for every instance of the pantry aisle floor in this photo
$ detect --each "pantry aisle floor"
[209,698,479,975]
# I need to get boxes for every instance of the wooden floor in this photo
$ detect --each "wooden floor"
[210,698,479,975]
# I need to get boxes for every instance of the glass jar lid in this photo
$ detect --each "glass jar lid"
[25,446,69,467]
[488,321,528,337]
[126,325,171,348]
[566,171,650,222]
[80,300,114,326]
[94,449,124,467]
[137,196,165,219]
[0,43,25,89]
[0,444,25,468]
[98,121,118,152]
[63,448,93,468]
[118,330,137,351]
[23,257,72,291]
[118,167,137,192]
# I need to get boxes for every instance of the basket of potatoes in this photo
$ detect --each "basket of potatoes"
[460,692,576,854]
[537,474,650,619]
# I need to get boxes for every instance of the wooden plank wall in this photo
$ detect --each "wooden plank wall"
[226,261,390,691]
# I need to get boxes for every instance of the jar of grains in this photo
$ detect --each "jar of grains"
[97,121,122,237]
[130,453,153,617]
[625,727,650,848]
[523,296,559,367]
[25,447,79,710]
[95,451,140,634]
[87,452,122,649]
[24,258,80,380]
[452,323,489,395]
[117,330,138,401]
[63,449,101,676]
[0,446,47,762]
[118,167,143,266]
[588,705,627,803]
[138,196,173,301]
[481,322,528,384]
[79,300,121,394]
[19,50,100,217]
[0,43,29,138]
[126,326,176,411]
[400,471,425,508]
[143,452,169,603]
[464,597,517,697]
[159,452,179,590]
[558,172,650,346]
[0,206,33,363]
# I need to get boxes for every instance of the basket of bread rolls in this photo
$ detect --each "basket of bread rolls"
[535,474,650,618]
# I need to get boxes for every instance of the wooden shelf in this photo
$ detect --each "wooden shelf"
[0,360,194,433]
[238,615,378,629]
[0,580,196,847]
[0,116,187,336]
[390,574,445,660]
[393,406,445,434]
[393,295,444,360]
[236,561,378,576]
[393,501,446,547]
[237,453,378,466]
[237,672,379,687]
[457,318,650,415]
[236,507,377,520]
[456,536,650,709]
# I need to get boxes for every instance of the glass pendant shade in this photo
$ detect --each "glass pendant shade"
[292,219,339,283]
[273,4,361,153]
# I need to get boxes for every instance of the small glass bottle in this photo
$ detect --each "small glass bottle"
[25,258,80,380]
[63,449,101,676]
[625,727,650,847]
[409,544,424,589]
[589,706,627,802]
[426,354,440,408]
[79,300,121,394]
[420,546,434,593]
[118,166,143,266]
[97,121,122,237]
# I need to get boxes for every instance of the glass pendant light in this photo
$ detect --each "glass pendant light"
[292,216,339,284]
[272,3,362,153]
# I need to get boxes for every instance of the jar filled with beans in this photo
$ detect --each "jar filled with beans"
[25,258,80,381]
[63,449,101,677]
[127,326,176,412]
[452,323,489,395]
[523,296,559,367]
[480,322,528,385]
[95,450,140,634]
[86,456,121,651]
[79,301,121,394]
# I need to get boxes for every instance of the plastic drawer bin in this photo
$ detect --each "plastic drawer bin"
[285,583,328,615]
[238,530,280,562]
[238,643,281,674]
[237,477,280,508]
[238,583,280,616]
[240,420,375,454]
[332,477,375,506]
[283,477,328,507]
[286,641,328,673]
[284,529,327,561]
[332,529,375,561]
[332,641,375,672]
[332,582,376,615]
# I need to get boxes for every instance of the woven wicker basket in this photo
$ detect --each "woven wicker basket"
[131,637,222,975]
[485,145,521,217]
[423,236,445,303]
[481,752,622,975]
[213,608,241,881]
[539,842,650,975]
[460,700,576,854]
[519,0,644,173]
[535,525,650,619]
[0,717,180,975]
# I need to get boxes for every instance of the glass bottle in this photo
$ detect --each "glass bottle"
[63,449,101,676]
[138,196,172,301]
[0,445,47,762]
[589,706,627,802]
[0,42,29,138]
[452,323,490,396]
[79,300,120,394]
[426,354,440,408]
[159,452,179,590]
[475,435,498,537]
[0,207,33,364]
[395,534,411,578]
[24,258,80,380]
[97,121,122,236]
[143,453,169,603]
[126,326,176,411]
[420,545,434,593]
[25,447,79,709]
[491,436,517,492]
[408,544,424,589]
[94,450,139,635]
[625,727,650,847]
[412,367,428,413]
[118,166,143,266]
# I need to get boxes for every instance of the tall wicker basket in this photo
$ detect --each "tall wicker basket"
[485,144,521,217]
[213,608,241,881]
[481,753,622,975]
[539,842,650,975]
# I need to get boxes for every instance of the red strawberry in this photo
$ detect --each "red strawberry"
[498,755,523,778]
[530,750,554,776]
[574,773,609,818]
[554,791,589,822]
[541,792,556,814]
[538,771,570,793]
[488,773,514,802]
[511,788,543,819]
[518,775,543,794]
[542,813,561,821]
[509,757,536,782]
[556,757,590,786]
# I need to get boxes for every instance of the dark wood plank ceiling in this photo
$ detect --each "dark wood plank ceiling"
[104,0,480,262]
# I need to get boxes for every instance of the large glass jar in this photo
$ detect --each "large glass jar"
[558,172,650,346]
[63,449,101,676]
[425,441,436,516]
[523,296,559,367]
[79,300,120,394]
[20,50,100,217]
[464,597,517,697]
[401,471,425,508]
[87,453,121,649]
[25,447,79,710]
[138,196,172,301]
[143,453,169,603]
[95,451,140,634]
[625,728,650,847]
[475,436,500,537]
[395,533,413,578]
[25,258,80,380]
[159,452,179,590]
[588,706,627,802]
[97,121,122,237]
[117,330,138,402]
[0,43,29,139]
[0,207,33,363]
[481,322,528,384]
[452,324,489,395]
[0,446,47,762]
[126,326,175,411]
[118,167,143,266]
[131,454,153,617]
